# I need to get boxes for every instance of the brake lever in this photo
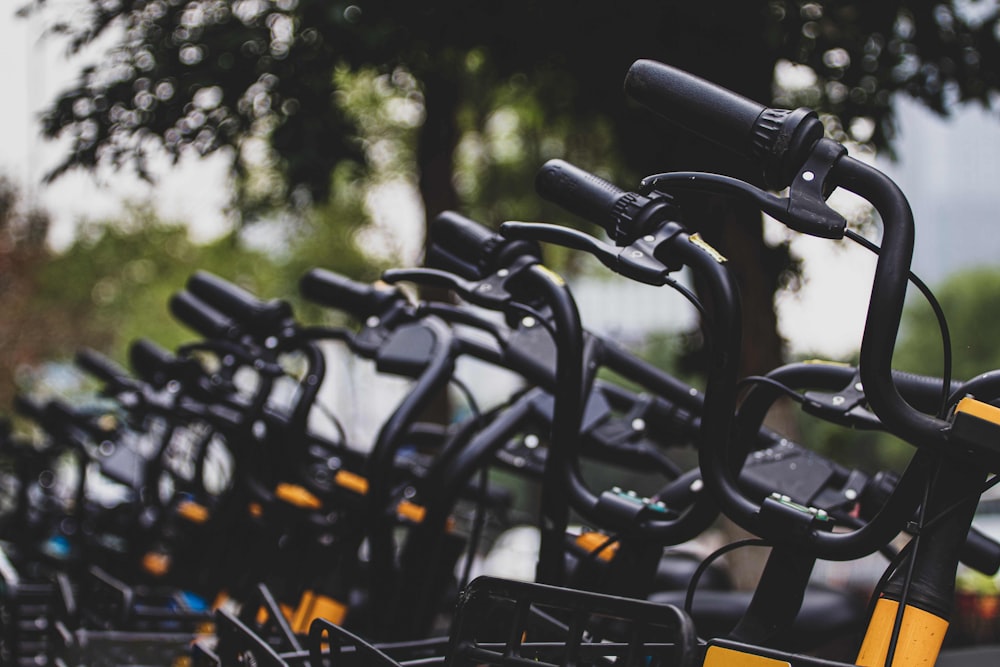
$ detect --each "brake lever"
[383,267,517,310]
[639,140,848,240]
[499,221,681,286]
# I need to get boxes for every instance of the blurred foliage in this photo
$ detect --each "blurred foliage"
[29,204,282,357]
[23,1,1000,196]
[894,267,1000,382]
[0,176,53,409]
[14,1,1000,411]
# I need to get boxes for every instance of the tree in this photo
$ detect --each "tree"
[22,0,1000,381]
[0,175,53,408]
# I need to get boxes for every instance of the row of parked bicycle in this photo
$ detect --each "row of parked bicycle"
[3,59,1000,667]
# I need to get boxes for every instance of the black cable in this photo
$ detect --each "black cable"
[883,468,932,667]
[312,401,349,446]
[450,376,485,592]
[684,538,771,617]
[736,376,807,404]
[449,377,482,424]
[458,466,489,591]
[663,275,709,323]
[865,474,1000,612]
[845,229,953,418]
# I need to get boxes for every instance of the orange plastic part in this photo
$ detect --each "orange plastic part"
[955,396,1000,425]
[275,483,322,509]
[855,597,949,666]
[291,590,347,633]
[142,551,171,577]
[704,646,790,666]
[396,500,426,523]
[176,500,210,524]
[575,532,619,562]
[334,469,369,495]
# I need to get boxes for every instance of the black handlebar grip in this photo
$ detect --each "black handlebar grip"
[426,211,541,280]
[534,160,679,244]
[299,268,402,319]
[129,338,178,384]
[12,394,47,422]
[624,59,824,189]
[625,60,765,156]
[75,348,130,385]
[534,160,627,237]
[962,526,1000,576]
[186,271,292,332]
[43,399,82,429]
[169,290,241,340]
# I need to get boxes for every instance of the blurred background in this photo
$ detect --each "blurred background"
[6,5,1000,640]
[4,1,1000,467]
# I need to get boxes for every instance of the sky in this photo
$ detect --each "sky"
[0,4,233,248]
[4,6,1000,360]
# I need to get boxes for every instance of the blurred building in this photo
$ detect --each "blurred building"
[880,97,1000,286]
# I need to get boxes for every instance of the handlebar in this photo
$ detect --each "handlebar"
[624,59,824,190]
[521,153,955,560]
[831,158,954,450]
[623,59,959,456]
[186,271,293,338]
[169,290,242,341]
[425,211,542,280]
[299,268,405,320]
[75,348,130,386]
[535,160,677,244]
[128,338,205,390]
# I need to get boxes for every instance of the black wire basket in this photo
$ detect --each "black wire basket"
[444,576,699,667]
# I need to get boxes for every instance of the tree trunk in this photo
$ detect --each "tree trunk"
[414,68,462,425]
[416,70,462,247]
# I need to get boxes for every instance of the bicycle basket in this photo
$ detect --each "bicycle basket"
[445,576,699,667]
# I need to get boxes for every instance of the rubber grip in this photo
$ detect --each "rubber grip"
[169,290,240,340]
[427,211,542,280]
[186,271,290,329]
[963,526,1000,575]
[535,159,626,235]
[433,211,498,258]
[299,268,401,319]
[129,338,177,383]
[75,348,129,384]
[624,59,765,158]
[12,394,46,422]
[43,399,81,429]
